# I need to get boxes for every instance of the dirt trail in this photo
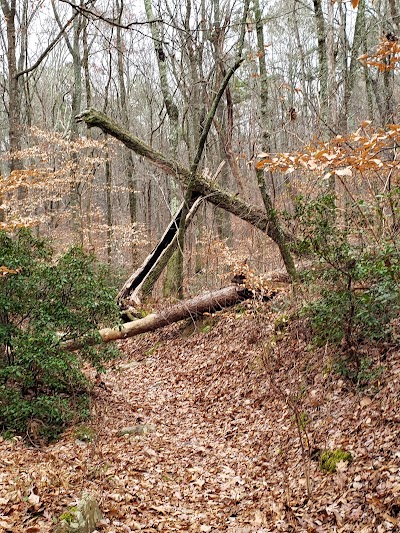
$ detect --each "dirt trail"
[1,304,400,531]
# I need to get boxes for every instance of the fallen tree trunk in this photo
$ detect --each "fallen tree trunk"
[76,108,289,237]
[65,284,269,350]
[117,197,202,305]
[76,108,297,300]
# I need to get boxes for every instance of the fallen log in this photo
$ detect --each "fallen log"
[76,108,297,301]
[75,108,290,238]
[65,284,274,351]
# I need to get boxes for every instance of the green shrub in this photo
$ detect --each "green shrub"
[291,195,400,348]
[0,229,119,440]
[333,356,384,388]
[304,246,400,346]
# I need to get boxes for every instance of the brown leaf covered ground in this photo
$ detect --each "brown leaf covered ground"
[0,300,400,532]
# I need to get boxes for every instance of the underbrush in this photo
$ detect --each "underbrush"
[0,229,120,441]
[288,195,400,378]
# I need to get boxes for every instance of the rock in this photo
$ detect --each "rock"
[117,424,156,436]
[118,361,140,370]
[52,493,102,533]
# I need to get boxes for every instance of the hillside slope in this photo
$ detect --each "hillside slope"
[0,302,399,532]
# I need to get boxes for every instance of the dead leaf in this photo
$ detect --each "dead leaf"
[150,505,167,514]
[143,447,158,458]
[27,492,40,505]
[382,512,398,526]
[254,509,265,525]
[335,167,353,177]
[360,397,372,408]
[336,460,350,473]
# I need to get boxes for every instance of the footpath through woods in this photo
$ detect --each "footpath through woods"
[1,302,400,532]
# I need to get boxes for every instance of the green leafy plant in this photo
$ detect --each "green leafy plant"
[291,410,310,431]
[59,507,78,524]
[291,195,400,349]
[75,425,96,442]
[333,356,384,388]
[0,229,119,441]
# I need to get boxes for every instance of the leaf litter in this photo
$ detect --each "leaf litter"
[0,301,400,532]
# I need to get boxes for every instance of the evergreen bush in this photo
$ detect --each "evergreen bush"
[291,195,400,348]
[0,229,119,440]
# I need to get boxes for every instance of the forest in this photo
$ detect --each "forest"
[1,0,400,531]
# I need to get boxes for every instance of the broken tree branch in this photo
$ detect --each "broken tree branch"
[75,108,288,237]
[117,197,202,305]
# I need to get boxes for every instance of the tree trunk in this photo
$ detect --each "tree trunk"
[143,0,183,297]
[388,0,400,31]
[338,0,365,132]
[253,0,296,279]
[116,0,137,266]
[104,33,114,263]
[76,108,294,254]
[51,0,84,240]
[116,52,243,304]
[211,0,233,244]
[1,0,22,172]
[118,197,202,305]
[65,284,278,350]
[313,0,328,127]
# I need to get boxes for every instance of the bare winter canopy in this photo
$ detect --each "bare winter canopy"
[0,0,399,295]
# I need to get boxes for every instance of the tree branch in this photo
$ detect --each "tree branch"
[76,107,284,237]
[58,0,161,29]
[16,13,78,79]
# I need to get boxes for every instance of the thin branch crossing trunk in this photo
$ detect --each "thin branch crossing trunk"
[75,109,293,238]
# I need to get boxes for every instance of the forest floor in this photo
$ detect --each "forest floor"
[1,298,400,532]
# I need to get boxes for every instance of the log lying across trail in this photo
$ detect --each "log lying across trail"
[65,284,277,351]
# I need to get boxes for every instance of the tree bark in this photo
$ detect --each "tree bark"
[143,0,183,297]
[1,0,21,172]
[75,108,293,240]
[313,0,328,125]
[338,0,365,132]
[116,0,137,266]
[254,0,296,279]
[118,197,202,305]
[103,36,114,262]
[65,284,272,350]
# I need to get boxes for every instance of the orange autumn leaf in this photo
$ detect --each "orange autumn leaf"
[0,266,21,277]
